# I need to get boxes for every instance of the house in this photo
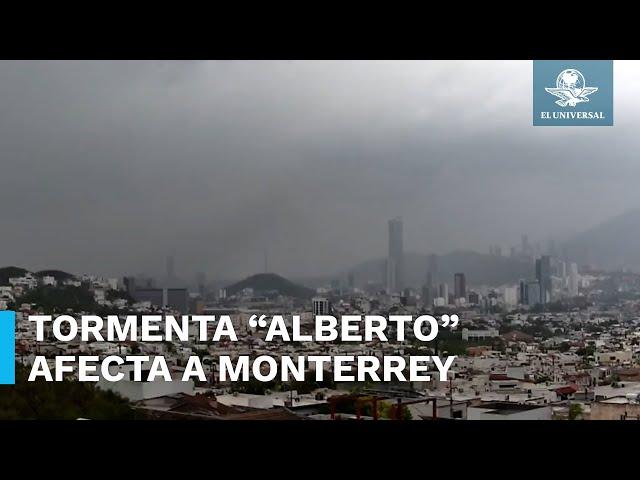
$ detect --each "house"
[500,331,535,343]
[133,393,246,419]
[554,385,577,400]
[564,372,592,388]
[591,395,640,420]
[595,350,633,366]
[614,368,640,382]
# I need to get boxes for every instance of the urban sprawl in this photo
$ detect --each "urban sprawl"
[3,217,640,421]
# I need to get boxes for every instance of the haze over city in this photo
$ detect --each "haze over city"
[2,60,640,280]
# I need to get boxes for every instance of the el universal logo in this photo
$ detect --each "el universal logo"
[533,60,613,126]
[545,69,598,107]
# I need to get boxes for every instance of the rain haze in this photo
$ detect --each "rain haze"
[1,60,639,281]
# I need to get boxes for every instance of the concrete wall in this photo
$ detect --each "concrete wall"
[591,401,640,420]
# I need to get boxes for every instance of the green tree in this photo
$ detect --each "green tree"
[569,403,583,420]
[0,365,137,420]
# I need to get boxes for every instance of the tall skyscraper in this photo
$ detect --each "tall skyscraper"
[438,283,449,302]
[423,272,434,307]
[454,273,466,300]
[422,284,433,307]
[526,281,541,307]
[423,254,437,308]
[519,279,527,305]
[386,217,404,294]
[535,255,552,304]
[568,262,579,297]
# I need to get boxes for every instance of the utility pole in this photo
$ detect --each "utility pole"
[449,376,454,418]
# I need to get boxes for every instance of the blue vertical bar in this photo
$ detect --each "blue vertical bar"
[0,310,16,385]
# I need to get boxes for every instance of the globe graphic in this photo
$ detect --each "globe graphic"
[556,69,585,95]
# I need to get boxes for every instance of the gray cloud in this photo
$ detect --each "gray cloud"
[0,60,638,280]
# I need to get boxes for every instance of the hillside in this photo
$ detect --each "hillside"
[226,273,315,299]
[18,285,98,312]
[565,209,640,271]
[34,269,76,282]
[0,266,29,286]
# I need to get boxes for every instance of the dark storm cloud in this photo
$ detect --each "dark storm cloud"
[0,60,639,280]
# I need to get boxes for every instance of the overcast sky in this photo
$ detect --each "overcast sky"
[1,60,639,280]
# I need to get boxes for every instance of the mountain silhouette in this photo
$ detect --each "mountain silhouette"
[565,209,640,271]
[0,267,76,286]
[225,273,315,299]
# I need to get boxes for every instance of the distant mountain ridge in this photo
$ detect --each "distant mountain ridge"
[35,270,76,282]
[225,273,315,299]
[0,266,29,286]
[0,266,76,286]
[565,209,640,271]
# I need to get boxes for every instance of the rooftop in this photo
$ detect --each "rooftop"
[473,402,547,415]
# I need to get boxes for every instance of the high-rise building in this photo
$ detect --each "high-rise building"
[503,286,518,306]
[454,273,466,300]
[166,288,188,313]
[123,276,136,297]
[519,279,527,305]
[438,283,449,302]
[133,287,164,307]
[559,260,566,280]
[421,284,433,307]
[535,255,552,304]
[427,254,439,276]
[423,271,434,307]
[386,217,404,294]
[312,297,330,316]
[568,262,579,297]
[526,281,541,307]
[468,291,480,305]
